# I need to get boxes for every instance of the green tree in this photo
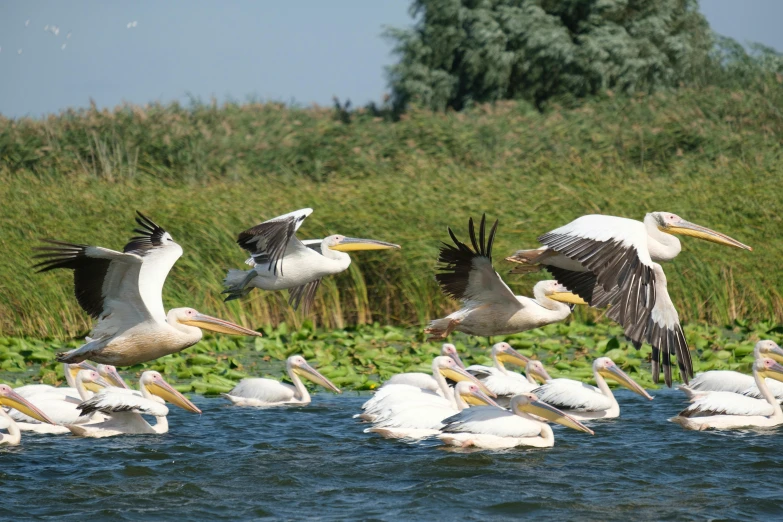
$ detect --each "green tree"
[386,0,714,111]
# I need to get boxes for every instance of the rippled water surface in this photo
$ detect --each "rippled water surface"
[3,388,783,520]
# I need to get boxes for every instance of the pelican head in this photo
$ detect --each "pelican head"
[66,361,96,386]
[756,357,783,381]
[323,235,401,253]
[526,360,552,384]
[172,307,262,337]
[492,342,529,368]
[454,381,500,407]
[287,356,341,394]
[651,212,752,251]
[440,343,465,369]
[510,393,594,434]
[536,280,588,305]
[754,340,783,363]
[77,369,112,393]
[96,364,128,389]
[0,385,55,425]
[141,371,202,413]
[434,356,496,397]
[594,357,653,400]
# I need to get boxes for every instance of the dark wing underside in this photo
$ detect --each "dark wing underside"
[288,279,322,314]
[236,212,309,276]
[435,214,498,301]
[123,211,168,255]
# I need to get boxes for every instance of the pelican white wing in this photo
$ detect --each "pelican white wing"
[225,378,297,404]
[78,390,169,418]
[678,391,775,418]
[236,208,313,275]
[690,371,783,400]
[532,379,613,412]
[440,406,542,438]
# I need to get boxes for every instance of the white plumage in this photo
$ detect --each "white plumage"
[688,341,783,400]
[383,343,465,391]
[0,385,56,446]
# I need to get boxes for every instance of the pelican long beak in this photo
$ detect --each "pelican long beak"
[328,237,401,252]
[182,313,262,337]
[0,390,55,425]
[548,292,588,305]
[147,380,202,414]
[763,344,783,364]
[460,387,501,408]
[68,361,96,381]
[665,220,752,251]
[519,398,594,435]
[759,360,783,382]
[600,366,653,400]
[104,367,129,389]
[440,366,497,397]
[529,365,552,384]
[295,363,342,394]
[497,347,530,368]
[449,353,466,369]
[83,376,112,393]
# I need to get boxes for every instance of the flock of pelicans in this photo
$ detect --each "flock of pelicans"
[3,207,780,450]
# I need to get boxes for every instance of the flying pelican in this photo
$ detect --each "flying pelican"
[467,343,552,407]
[671,358,783,430]
[222,208,400,312]
[365,381,499,440]
[506,212,752,386]
[437,393,594,449]
[8,370,111,434]
[687,340,783,400]
[532,357,653,421]
[34,211,261,366]
[0,385,56,446]
[14,362,96,400]
[359,356,494,421]
[68,371,201,437]
[382,343,465,391]
[223,355,341,406]
[425,215,585,340]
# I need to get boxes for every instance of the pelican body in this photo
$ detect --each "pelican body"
[384,343,465,392]
[0,385,56,445]
[224,355,341,406]
[223,208,400,312]
[438,393,594,449]
[426,215,584,339]
[532,357,653,420]
[688,341,783,400]
[507,212,751,386]
[35,212,261,366]
[467,342,551,407]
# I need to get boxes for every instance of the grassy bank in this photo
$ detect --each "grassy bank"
[1,81,782,337]
[1,321,781,394]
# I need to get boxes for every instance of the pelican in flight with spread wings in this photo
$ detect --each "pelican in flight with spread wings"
[34,212,261,366]
[0,385,56,446]
[438,393,594,449]
[507,212,752,386]
[671,357,783,430]
[425,215,585,340]
[223,355,341,406]
[223,208,400,313]
[532,357,653,421]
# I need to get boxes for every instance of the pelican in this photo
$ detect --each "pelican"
[425,215,585,340]
[671,358,783,430]
[688,340,783,400]
[467,343,552,407]
[14,362,96,400]
[0,385,56,446]
[360,356,494,420]
[365,381,500,440]
[96,364,130,389]
[68,371,201,437]
[532,357,653,420]
[222,208,400,312]
[8,370,111,434]
[382,343,466,391]
[506,212,752,386]
[223,355,341,406]
[34,211,261,366]
[438,393,594,449]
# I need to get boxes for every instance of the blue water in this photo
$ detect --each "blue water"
[2,388,782,520]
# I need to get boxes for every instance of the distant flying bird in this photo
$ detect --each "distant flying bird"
[17,49,22,55]
[507,212,752,386]
[61,43,66,50]
[127,21,138,29]
[67,32,72,39]
[223,208,400,313]
[44,24,49,31]
[34,211,261,366]
[25,20,30,27]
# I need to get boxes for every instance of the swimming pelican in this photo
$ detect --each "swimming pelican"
[68,371,201,437]
[8,370,111,434]
[687,340,783,400]
[383,343,465,391]
[425,215,585,340]
[360,356,494,420]
[467,343,552,406]
[96,364,130,389]
[506,212,752,385]
[34,211,261,366]
[671,358,783,430]
[365,381,500,440]
[223,355,341,406]
[0,385,56,446]
[14,362,96,400]
[222,208,400,312]
[532,357,653,420]
[437,393,594,449]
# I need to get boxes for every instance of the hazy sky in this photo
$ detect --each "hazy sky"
[1,1,781,118]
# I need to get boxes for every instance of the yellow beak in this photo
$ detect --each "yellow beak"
[182,313,262,337]
[440,366,497,397]
[0,390,56,425]
[460,387,501,408]
[519,398,594,435]
[328,237,401,252]
[295,363,342,394]
[664,220,752,251]
[147,380,202,414]
[549,292,588,305]
[600,366,653,400]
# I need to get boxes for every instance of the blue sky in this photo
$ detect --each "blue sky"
[1,1,781,118]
